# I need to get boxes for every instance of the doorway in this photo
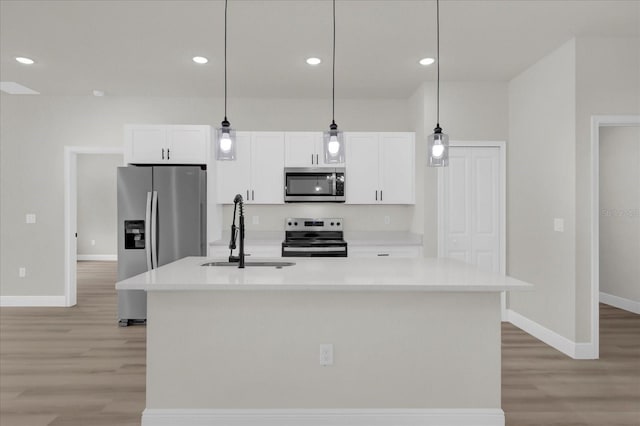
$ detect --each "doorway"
[591,115,640,357]
[64,146,124,307]
[437,141,506,315]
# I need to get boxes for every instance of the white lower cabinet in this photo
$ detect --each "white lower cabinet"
[348,245,423,258]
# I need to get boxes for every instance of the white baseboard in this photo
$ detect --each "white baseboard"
[77,254,117,261]
[600,292,640,314]
[0,295,67,307]
[506,309,596,360]
[141,408,505,426]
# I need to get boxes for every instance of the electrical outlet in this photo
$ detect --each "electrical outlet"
[91,239,96,246]
[554,218,564,232]
[19,267,26,278]
[384,215,391,225]
[252,216,259,225]
[319,344,334,366]
[25,214,36,224]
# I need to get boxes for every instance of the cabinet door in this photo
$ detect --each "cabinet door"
[217,132,252,204]
[379,133,415,204]
[345,133,380,204]
[167,125,208,164]
[284,132,320,167]
[126,125,167,164]
[250,132,285,204]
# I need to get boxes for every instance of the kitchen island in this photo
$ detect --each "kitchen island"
[117,256,531,426]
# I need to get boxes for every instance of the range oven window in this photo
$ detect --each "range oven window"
[286,173,334,197]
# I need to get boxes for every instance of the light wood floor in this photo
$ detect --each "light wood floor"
[1,261,639,426]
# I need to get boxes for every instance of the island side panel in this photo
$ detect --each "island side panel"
[146,291,501,409]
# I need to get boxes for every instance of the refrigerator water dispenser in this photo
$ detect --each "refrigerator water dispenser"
[124,220,145,249]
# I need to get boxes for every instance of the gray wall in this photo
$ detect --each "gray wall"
[574,37,640,341]
[76,154,123,256]
[599,126,640,304]
[0,95,410,297]
[507,39,577,340]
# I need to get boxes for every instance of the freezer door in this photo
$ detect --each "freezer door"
[153,166,206,267]
[117,166,153,281]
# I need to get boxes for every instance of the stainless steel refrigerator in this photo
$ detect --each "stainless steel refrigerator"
[117,166,206,326]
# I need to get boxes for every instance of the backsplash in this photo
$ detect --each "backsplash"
[221,204,416,232]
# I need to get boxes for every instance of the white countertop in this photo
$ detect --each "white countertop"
[209,231,423,247]
[116,256,532,292]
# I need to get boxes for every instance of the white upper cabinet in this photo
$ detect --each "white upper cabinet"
[125,124,209,165]
[345,133,380,204]
[345,132,415,204]
[217,132,285,204]
[284,132,342,167]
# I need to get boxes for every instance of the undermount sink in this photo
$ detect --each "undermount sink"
[201,261,296,268]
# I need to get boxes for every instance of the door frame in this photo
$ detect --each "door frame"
[590,115,640,358]
[64,146,124,307]
[437,140,507,317]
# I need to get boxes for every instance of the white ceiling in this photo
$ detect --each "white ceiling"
[1,0,638,98]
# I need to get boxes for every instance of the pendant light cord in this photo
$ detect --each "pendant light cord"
[436,0,440,127]
[332,0,336,124]
[224,0,228,121]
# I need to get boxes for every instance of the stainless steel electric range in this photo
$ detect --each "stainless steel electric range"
[281,218,347,257]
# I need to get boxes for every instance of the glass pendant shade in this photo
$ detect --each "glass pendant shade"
[323,123,345,164]
[427,126,449,167]
[216,122,236,161]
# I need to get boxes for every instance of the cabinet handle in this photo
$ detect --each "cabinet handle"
[316,154,319,164]
[375,190,378,201]
[162,148,165,160]
[167,148,170,160]
[246,190,249,200]
[311,154,314,165]
[377,253,390,257]
[380,190,383,201]
[252,190,255,201]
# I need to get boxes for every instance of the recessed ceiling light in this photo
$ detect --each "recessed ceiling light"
[306,57,322,66]
[419,57,435,66]
[16,57,35,65]
[192,56,208,64]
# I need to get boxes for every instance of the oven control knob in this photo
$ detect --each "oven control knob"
[337,222,341,226]
[288,222,292,226]
[294,222,298,226]
[331,222,334,226]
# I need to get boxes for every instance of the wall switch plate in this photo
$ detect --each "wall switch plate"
[319,344,334,366]
[19,267,26,278]
[384,215,391,225]
[252,216,259,225]
[25,214,36,224]
[554,218,564,232]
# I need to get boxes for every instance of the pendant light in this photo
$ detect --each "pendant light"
[427,0,449,167]
[323,0,345,164]
[216,0,236,161]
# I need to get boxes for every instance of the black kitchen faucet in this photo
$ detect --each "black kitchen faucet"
[228,194,245,268]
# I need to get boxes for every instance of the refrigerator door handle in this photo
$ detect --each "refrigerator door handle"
[151,191,158,269]
[145,192,153,271]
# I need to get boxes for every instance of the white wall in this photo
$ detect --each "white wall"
[575,37,640,341]
[507,39,577,340]
[77,154,123,256]
[419,81,509,256]
[599,126,640,305]
[0,95,410,297]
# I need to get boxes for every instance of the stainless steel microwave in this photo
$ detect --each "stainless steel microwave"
[284,167,345,202]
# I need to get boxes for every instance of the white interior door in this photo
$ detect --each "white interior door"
[440,146,501,273]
